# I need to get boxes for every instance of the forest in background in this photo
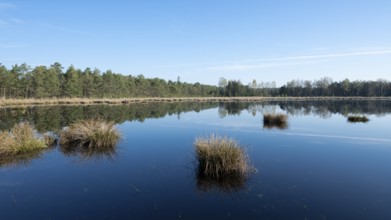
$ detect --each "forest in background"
[0,63,390,98]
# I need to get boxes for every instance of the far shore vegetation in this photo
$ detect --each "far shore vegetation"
[347,115,369,123]
[1,96,391,107]
[0,63,390,103]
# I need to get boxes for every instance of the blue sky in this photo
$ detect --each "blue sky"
[1,0,390,86]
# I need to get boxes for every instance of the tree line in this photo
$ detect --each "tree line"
[218,77,391,97]
[0,63,220,98]
[279,77,390,97]
[0,63,390,98]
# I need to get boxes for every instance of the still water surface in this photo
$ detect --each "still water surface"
[1,101,390,219]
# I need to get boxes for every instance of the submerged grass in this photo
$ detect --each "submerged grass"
[0,122,48,156]
[60,119,121,149]
[194,134,252,179]
[347,115,369,123]
[263,113,288,129]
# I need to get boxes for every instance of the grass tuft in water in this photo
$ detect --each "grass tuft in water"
[194,134,252,179]
[60,119,121,150]
[0,122,48,156]
[347,115,369,123]
[263,113,288,129]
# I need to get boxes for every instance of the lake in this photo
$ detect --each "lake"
[1,100,391,220]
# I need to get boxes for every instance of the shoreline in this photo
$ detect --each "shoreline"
[1,96,390,108]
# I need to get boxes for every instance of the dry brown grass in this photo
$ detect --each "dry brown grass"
[60,119,121,149]
[194,134,252,178]
[0,122,48,156]
[2,97,390,107]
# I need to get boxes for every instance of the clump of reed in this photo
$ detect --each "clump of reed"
[347,115,369,123]
[0,122,48,156]
[60,119,121,149]
[194,134,252,179]
[263,113,288,129]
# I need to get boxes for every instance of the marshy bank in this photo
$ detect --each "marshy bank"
[1,96,391,107]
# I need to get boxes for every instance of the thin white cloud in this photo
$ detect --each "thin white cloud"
[351,46,389,51]
[207,60,323,71]
[160,48,391,71]
[206,50,391,72]
[240,50,391,63]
